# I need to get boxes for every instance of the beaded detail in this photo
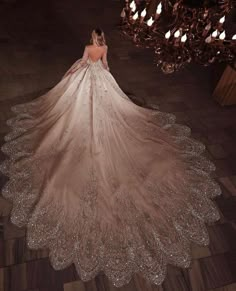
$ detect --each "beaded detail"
[0,58,221,287]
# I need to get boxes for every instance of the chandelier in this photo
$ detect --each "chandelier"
[120,0,236,73]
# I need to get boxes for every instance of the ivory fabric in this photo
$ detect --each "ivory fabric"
[0,50,221,287]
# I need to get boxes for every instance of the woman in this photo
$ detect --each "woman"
[0,28,221,287]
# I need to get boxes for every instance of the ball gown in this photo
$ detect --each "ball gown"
[0,45,221,287]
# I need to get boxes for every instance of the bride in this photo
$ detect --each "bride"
[0,28,221,287]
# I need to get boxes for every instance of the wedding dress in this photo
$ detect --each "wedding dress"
[0,45,221,287]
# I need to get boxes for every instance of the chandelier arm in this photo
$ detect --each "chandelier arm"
[120,0,236,73]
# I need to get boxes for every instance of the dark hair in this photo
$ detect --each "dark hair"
[95,28,102,36]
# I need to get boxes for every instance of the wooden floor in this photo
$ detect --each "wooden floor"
[1,0,236,290]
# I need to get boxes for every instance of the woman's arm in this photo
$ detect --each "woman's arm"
[80,46,89,66]
[102,46,110,71]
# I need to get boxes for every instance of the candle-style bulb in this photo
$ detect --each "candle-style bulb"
[205,23,211,30]
[219,15,225,24]
[147,17,154,26]
[141,8,146,18]
[232,34,236,40]
[165,30,171,39]
[181,34,187,42]
[219,30,226,40]
[129,0,135,9]
[211,30,218,38]
[129,1,136,12]
[174,29,180,38]
[120,8,126,18]
[156,2,162,14]
[205,35,212,43]
[132,11,138,20]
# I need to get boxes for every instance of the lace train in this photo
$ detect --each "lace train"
[0,59,221,287]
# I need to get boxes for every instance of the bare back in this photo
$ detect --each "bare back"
[76,44,109,71]
[86,45,107,62]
